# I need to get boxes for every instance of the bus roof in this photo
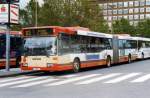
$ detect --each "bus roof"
[22,26,89,35]
[77,30,113,38]
[22,26,112,38]
[132,37,150,41]
[0,31,22,35]
[116,35,136,40]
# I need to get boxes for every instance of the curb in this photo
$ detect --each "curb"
[0,71,39,78]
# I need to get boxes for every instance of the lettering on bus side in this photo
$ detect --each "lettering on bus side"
[86,55,100,60]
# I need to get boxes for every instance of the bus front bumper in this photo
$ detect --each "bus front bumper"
[21,64,73,72]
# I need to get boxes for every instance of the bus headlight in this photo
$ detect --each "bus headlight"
[47,63,52,67]
[24,63,28,67]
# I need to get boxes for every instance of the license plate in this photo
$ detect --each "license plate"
[33,68,41,70]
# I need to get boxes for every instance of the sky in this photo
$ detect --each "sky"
[20,0,44,8]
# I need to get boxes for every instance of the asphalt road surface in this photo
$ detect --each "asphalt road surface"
[0,59,150,98]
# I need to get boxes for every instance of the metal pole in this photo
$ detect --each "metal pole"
[5,3,10,71]
[35,0,38,27]
[6,24,10,71]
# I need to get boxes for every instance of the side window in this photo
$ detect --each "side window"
[130,40,137,49]
[142,41,146,48]
[88,37,112,53]
[70,35,81,53]
[119,40,124,49]
[79,36,88,53]
[59,33,71,54]
[145,41,150,48]
[125,40,133,49]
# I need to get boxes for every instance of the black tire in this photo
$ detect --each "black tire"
[16,56,21,67]
[128,54,132,63]
[142,53,144,59]
[72,58,80,73]
[106,56,111,67]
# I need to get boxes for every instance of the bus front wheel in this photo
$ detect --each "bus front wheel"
[72,58,80,73]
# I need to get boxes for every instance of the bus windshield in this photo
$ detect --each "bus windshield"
[24,37,57,56]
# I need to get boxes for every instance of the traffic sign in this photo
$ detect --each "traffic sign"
[0,4,19,24]
[0,0,19,4]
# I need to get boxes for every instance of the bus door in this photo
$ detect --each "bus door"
[119,40,126,58]
[112,36,119,64]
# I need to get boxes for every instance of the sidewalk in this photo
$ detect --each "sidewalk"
[0,68,37,78]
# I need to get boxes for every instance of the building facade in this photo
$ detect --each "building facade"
[98,0,150,26]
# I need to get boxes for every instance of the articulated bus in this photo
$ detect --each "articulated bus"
[134,37,150,59]
[0,31,22,68]
[20,26,149,72]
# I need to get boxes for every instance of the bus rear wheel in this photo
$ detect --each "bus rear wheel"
[128,55,132,63]
[72,58,80,73]
[142,53,144,59]
[106,56,111,67]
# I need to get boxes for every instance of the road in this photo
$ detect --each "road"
[0,59,150,98]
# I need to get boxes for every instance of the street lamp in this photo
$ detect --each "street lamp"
[35,0,38,27]
[107,4,115,34]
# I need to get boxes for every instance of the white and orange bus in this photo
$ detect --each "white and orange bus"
[21,26,144,72]
[0,31,22,68]
[133,37,150,59]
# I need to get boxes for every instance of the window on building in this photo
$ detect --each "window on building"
[123,9,128,14]
[146,14,150,18]
[104,16,107,20]
[134,1,139,7]
[140,8,145,13]
[113,16,117,20]
[129,9,133,13]
[112,2,118,8]
[118,16,123,20]
[124,2,128,7]
[108,10,112,15]
[129,15,133,20]
[108,16,112,21]
[103,10,107,15]
[146,0,150,5]
[146,7,150,12]
[108,3,113,9]
[140,14,145,19]
[103,3,107,9]
[129,1,134,7]
[123,15,128,19]
[134,8,139,13]
[113,10,117,14]
[118,2,123,8]
[118,9,123,14]
[134,15,139,20]
[140,0,145,6]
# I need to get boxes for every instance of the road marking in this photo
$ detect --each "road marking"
[60,74,77,78]
[0,76,49,87]
[46,74,100,86]
[131,74,150,83]
[104,73,141,84]
[13,78,58,88]
[0,76,31,83]
[76,73,121,85]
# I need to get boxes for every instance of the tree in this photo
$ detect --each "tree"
[112,18,135,35]
[136,19,150,38]
[39,0,108,32]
